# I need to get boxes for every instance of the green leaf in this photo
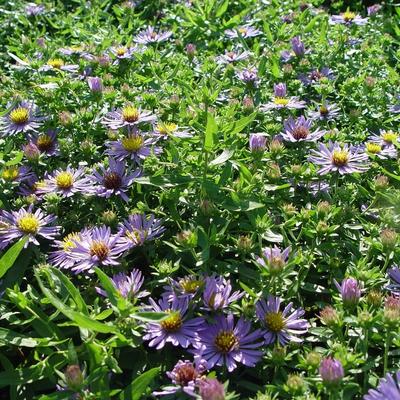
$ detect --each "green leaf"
[0,237,28,279]
[205,112,217,151]
[0,327,65,348]
[222,112,256,136]
[215,0,229,17]
[121,367,160,400]
[131,312,167,322]
[209,149,234,166]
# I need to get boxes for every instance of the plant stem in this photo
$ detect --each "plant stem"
[384,328,391,374]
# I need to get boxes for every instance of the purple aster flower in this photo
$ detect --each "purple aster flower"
[308,103,340,121]
[163,275,204,301]
[58,46,86,56]
[291,36,306,57]
[89,158,141,202]
[29,130,59,156]
[39,59,79,72]
[96,269,149,299]
[198,378,226,400]
[249,134,267,153]
[225,25,261,39]
[202,276,243,311]
[37,166,91,198]
[236,68,259,87]
[319,357,344,385]
[134,26,172,45]
[102,106,156,131]
[153,359,207,397]
[117,213,165,251]
[367,4,382,16]
[364,371,400,400]
[143,296,203,349]
[334,277,362,306]
[0,205,59,249]
[68,226,125,274]
[308,141,369,175]
[256,296,309,345]
[364,142,397,159]
[281,116,326,142]
[369,130,400,148]
[280,50,293,63]
[87,77,103,93]
[387,265,400,294]
[330,11,368,25]
[216,50,250,65]
[260,83,306,111]
[105,134,161,164]
[256,246,291,274]
[25,3,45,16]
[152,122,192,139]
[299,67,335,85]
[1,165,35,184]
[193,314,264,372]
[109,46,138,64]
[0,101,45,136]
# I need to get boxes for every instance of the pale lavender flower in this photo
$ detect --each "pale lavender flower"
[102,106,156,131]
[87,77,103,93]
[256,296,309,345]
[68,226,125,274]
[216,50,250,65]
[236,68,259,87]
[334,277,362,306]
[225,25,261,39]
[198,378,225,400]
[152,122,192,139]
[193,314,264,372]
[0,205,59,249]
[143,296,203,349]
[364,142,397,159]
[117,213,165,251]
[29,130,58,156]
[249,134,267,152]
[364,371,400,400]
[89,158,141,202]
[299,67,335,85]
[260,83,306,111]
[291,36,306,57]
[134,26,172,45]
[369,130,400,148]
[367,4,382,16]
[308,142,369,175]
[39,59,79,72]
[308,103,340,121]
[163,275,204,301]
[330,11,368,25]
[319,357,344,384]
[281,116,326,142]
[0,101,45,136]
[202,276,243,311]
[388,265,400,294]
[1,165,35,184]
[256,246,291,272]
[25,3,45,16]
[58,46,85,56]
[109,46,137,64]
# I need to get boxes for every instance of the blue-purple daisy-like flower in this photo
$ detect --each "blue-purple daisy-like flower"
[117,213,165,251]
[256,246,291,272]
[260,83,306,111]
[308,142,369,175]
[96,269,149,299]
[281,116,326,143]
[216,50,250,65]
[193,313,264,372]
[29,130,59,156]
[202,276,243,311]
[39,58,79,72]
[152,122,192,139]
[67,226,125,274]
[143,296,203,349]
[134,26,172,45]
[225,25,261,39]
[236,68,259,87]
[369,130,399,148]
[0,101,45,136]
[105,134,161,164]
[330,11,368,25]
[364,371,400,400]
[249,134,267,153]
[387,265,400,294]
[1,165,35,184]
[163,275,204,301]
[291,36,307,57]
[0,205,60,249]
[89,158,141,202]
[102,106,157,131]
[256,296,309,345]
[25,2,45,16]
[308,103,340,121]
[153,359,207,397]
[299,67,335,85]
[37,166,91,198]
[334,277,362,307]
[364,142,397,159]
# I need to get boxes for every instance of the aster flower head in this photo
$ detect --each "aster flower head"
[117,213,165,251]
[386,265,400,295]
[308,102,340,121]
[37,166,91,198]
[367,4,382,16]
[216,50,250,65]
[134,26,172,45]
[25,3,45,16]
[152,122,192,139]
[1,165,35,184]
[369,130,400,148]
[202,276,243,311]
[225,25,261,39]
[67,226,125,274]
[249,134,267,153]
[0,101,45,136]
[319,357,344,385]
[193,313,264,372]
[291,36,306,57]
[89,158,141,202]
[153,359,207,397]
[281,116,326,142]
[87,77,103,93]
[143,296,203,349]
[102,105,156,131]
[163,275,204,301]
[256,246,291,274]
[256,295,309,345]
[364,142,397,159]
[299,67,335,85]
[30,130,58,156]
[261,83,306,111]
[364,371,400,400]
[330,10,368,25]
[198,378,225,400]
[96,269,149,299]
[236,67,259,87]
[334,277,362,307]
[39,58,79,72]
[0,205,59,249]
[308,141,369,175]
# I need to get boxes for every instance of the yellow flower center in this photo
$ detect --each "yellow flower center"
[382,131,398,144]
[160,311,182,332]
[122,106,139,123]
[89,241,110,261]
[214,330,238,353]
[319,106,328,115]
[121,135,143,151]
[116,47,127,56]
[10,107,29,124]
[62,232,80,252]
[179,278,202,293]
[265,311,285,332]
[2,166,19,181]
[56,171,74,189]
[274,97,289,106]
[47,59,65,69]
[37,134,53,152]
[366,143,382,154]
[125,230,143,243]
[343,11,356,21]
[238,27,247,34]
[157,122,177,136]
[17,214,40,234]
[332,150,349,166]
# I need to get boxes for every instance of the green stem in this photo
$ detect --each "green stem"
[384,329,391,374]
[363,328,369,392]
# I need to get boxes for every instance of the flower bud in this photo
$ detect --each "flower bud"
[286,374,305,394]
[317,201,331,217]
[366,290,382,308]
[242,96,254,112]
[88,77,103,93]
[65,365,84,391]
[23,143,40,162]
[335,278,361,307]
[374,175,389,190]
[176,230,197,247]
[198,378,225,400]
[319,357,344,386]
[380,229,397,250]
[320,306,340,327]
[100,210,118,227]
[237,235,253,253]
[306,351,321,369]
[269,138,284,155]
[249,134,267,153]
[384,295,400,323]
[186,43,196,60]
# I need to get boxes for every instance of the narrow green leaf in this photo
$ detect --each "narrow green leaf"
[205,112,217,151]
[121,367,160,400]
[209,149,234,166]
[131,312,167,322]
[0,237,28,279]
